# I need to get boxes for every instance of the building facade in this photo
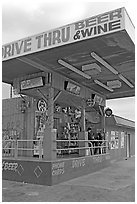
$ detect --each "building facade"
[2,7,135,185]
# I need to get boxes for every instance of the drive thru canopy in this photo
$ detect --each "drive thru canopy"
[2,7,135,100]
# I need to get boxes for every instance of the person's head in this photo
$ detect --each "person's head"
[87,127,92,132]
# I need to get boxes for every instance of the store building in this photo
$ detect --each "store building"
[105,115,135,160]
[2,97,135,159]
[2,7,135,185]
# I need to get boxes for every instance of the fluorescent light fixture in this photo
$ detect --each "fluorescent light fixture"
[118,74,134,88]
[91,52,134,89]
[91,52,118,75]
[58,59,91,80]
[94,79,114,92]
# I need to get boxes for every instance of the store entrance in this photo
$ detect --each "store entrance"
[31,87,106,159]
[54,91,105,158]
[54,104,81,157]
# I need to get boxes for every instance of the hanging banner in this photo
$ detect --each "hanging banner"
[2,8,124,61]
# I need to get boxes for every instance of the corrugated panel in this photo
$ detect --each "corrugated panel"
[114,115,135,128]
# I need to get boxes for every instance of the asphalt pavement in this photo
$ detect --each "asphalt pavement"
[2,156,135,202]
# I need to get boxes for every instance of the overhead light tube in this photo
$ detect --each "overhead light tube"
[58,59,91,79]
[118,74,134,88]
[91,52,119,75]
[94,79,114,92]
[91,52,134,89]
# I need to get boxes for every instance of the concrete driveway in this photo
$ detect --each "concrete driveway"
[2,156,135,202]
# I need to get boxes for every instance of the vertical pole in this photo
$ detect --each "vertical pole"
[14,140,18,159]
[23,108,27,156]
[85,131,89,156]
[99,106,106,154]
[100,106,105,133]
[10,85,12,98]
[39,140,42,160]
[102,102,107,153]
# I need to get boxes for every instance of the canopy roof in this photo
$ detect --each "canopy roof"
[106,115,135,129]
[114,115,135,128]
[2,7,135,100]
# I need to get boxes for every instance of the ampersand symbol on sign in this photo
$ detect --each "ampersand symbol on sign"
[73,31,81,40]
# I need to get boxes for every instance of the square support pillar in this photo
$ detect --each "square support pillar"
[43,128,57,160]
[43,87,57,161]
[79,99,86,156]
[85,131,89,156]
[100,114,105,132]
[79,131,86,156]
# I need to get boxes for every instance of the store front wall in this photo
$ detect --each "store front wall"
[2,96,135,185]
[105,123,135,160]
[2,94,110,185]
[3,96,135,161]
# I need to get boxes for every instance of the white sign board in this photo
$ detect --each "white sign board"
[121,132,125,148]
[20,77,44,90]
[2,8,125,61]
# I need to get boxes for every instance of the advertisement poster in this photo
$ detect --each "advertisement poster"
[110,131,115,149]
[115,131,119,149]
[121,132,125,148]
[111,131,115,136]
[111,136,115,149]
[35,111,46,138]
[105,132,109,141]
[34,111,46,156]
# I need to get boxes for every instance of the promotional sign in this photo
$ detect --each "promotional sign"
[115,131,119,149]
[105,108,113,117]
[121,132,125,148]
[20,76,45,90]
[37,99,47,112]
[2,8,124,61]
[111,136,115,149]
[34,110,47,156]
[35,111,46,137]
[94,94,105,106]
[52,162,65,176]
[110,131,119,149]
[86,98,95,107]
[105,132,109,140]
[64,81,81,95]
[34,100,48,156]
[86,94,105,107]
[110,131,115,149]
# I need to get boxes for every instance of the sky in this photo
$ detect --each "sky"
[1,0,135,121]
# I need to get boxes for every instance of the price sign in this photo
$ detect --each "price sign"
[105,108,112,117]
[37,99,47,112]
